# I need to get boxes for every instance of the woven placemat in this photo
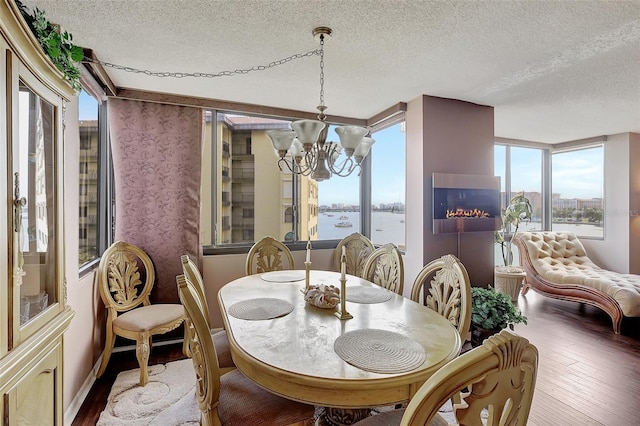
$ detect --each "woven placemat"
[260,270,305,282]
[227,298,294,320]
[334,329,426,374]
[345,286,392,304]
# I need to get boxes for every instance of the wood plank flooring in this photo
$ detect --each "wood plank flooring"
[71,290,640,425]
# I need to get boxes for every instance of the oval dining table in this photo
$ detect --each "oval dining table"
[218,269,461,425]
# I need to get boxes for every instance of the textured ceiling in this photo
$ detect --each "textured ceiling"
[24,0,640,143]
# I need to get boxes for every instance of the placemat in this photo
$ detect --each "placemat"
[227,298,294,320]
[334,329,426,374]
[260,270,305,282]
[345,286,392,304]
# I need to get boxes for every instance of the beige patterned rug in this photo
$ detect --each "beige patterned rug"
[97,359,199,425]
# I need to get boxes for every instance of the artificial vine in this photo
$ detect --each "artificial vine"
[15,0,83,90]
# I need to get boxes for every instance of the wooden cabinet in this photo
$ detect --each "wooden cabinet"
[0,1,74,424]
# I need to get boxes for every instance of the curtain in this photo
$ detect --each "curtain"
[108,98,203,303]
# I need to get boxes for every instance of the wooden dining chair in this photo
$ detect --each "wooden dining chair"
[410,254,472,343]
[96,241,188,386]
[361,243,404,295]
[354,329,539,426]
[333,232,374,277]
[245,236,295,275]
[176,274,316,425]
[181,254,235,374]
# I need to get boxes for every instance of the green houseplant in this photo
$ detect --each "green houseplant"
[495,192,533,268]
[471,286,527,346]
[494,192,533,301]
[15,0,83,90]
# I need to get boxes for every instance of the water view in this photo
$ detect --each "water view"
[318,211,406,248]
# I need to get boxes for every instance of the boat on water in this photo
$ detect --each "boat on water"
[375,228,383,231]
[334,221,353,228]
[339,215,348,220]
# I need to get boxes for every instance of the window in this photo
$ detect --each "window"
[78,89,111,268]
[370,122,406,249]
[552,145,603,238]
[202,111,404,248]
[494,144,546,265]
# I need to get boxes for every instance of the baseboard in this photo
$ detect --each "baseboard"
[64,354,102,426]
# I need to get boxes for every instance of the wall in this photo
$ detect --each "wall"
[407,95,496,286]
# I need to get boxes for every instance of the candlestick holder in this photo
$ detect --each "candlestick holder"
[334,276,353,320]
[304,261,311,290]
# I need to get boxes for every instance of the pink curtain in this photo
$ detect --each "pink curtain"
[108,98,203,303]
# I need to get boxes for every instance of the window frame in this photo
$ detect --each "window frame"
[203,109,405,254]
[495,138,605,241]
[78,87,113,275]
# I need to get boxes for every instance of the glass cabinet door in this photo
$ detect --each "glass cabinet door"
[12,79,58,329]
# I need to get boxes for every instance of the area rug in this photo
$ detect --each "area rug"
[97,359,200,425]
[98,358,480,426]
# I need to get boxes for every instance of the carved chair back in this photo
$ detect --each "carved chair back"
[334,232,375,277]
[245,236,295,275]
[362,243,404,295]
[410,254,472,341]
[401,330,538,425]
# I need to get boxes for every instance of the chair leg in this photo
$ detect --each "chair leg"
[96,327,116,378]
[136,332,151,386]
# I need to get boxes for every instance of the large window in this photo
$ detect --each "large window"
[370,122,406,249]
[202,111,405,248]
[552,145,604,238]
[78,89,110,268]
[495,142,605,252]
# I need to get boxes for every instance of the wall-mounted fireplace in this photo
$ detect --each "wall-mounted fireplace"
[432,173,501,234]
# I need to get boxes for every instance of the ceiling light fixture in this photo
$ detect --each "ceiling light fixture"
[266,27,374,181]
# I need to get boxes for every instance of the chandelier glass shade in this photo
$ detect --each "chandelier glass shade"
[266,27,374,182]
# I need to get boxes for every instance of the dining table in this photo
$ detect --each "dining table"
[218,269,461,425]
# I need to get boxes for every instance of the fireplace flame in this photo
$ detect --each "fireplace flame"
[446,208,491,219]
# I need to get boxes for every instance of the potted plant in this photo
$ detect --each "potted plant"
[494,192,533,301]
[470,286,528,347]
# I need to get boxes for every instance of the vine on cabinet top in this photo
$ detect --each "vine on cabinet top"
[15,0,83,90]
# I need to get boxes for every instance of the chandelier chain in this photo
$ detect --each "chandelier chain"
[318,34,325,112]
[82,48,321,79]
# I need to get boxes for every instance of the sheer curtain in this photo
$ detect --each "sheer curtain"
[108,98,203,303]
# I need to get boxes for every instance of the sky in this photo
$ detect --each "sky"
[495,144,603,200]
[318,123,406,207]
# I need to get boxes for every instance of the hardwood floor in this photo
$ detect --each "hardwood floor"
[71,290,640,425]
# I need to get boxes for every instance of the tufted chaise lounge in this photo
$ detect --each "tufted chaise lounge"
[513,231,640,334]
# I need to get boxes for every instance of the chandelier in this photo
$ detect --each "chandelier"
[266,27,375,182]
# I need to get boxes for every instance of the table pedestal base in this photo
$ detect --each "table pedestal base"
[321,407,371,426]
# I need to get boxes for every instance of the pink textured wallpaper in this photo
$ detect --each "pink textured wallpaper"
[108,98,203,303]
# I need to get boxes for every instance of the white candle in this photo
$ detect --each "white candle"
[340,246,346,280]
[306,239,311,263]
